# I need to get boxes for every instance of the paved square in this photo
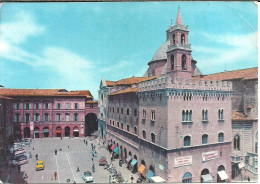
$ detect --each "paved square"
[20,137,138,183]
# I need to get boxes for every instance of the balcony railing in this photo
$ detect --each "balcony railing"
[245,163,258,174]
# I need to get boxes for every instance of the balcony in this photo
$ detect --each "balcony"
[245,163,258,174]
[167,43,191,52]
[231,156,241,163]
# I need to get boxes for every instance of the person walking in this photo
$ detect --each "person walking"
[35,154,38,160]
[86,140,88,146]
[109,175,112,183]
[84,139,85,144]
[91,155,94,162]
[92,164,95,173]
[131,175,134,183]
[54,171,57,181]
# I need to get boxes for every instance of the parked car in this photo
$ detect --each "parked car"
[14,148,26,156]
[99,156,107,166]
[36,160,44,171]
[9,155,28,167]
[82,171,93,183]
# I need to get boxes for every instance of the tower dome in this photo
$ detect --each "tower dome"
[150,40,170,62]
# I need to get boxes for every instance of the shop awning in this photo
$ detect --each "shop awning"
[43,129,49,133]
[56,130,61,133]
[113,147,119,155]
[150,176,166,183]
[111,144,115,150]
[238,162,245,169]
[218,170,229,180]
[138,164,146,175]
[126,156,132,163]
[73,129,79,132]
[201,174,213,182]
[146,170,155,179]
[34,131,39,133]
[130,159,137,166]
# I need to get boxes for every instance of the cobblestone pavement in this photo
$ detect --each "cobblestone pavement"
[1,137,139,183]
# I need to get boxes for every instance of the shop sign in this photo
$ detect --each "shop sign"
[30,121,34,131]
[174,156,192,167]
[202,151,218,161]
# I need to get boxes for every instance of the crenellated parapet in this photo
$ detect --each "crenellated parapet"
[138,76,233,92]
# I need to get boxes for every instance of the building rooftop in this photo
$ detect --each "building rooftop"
[232,111,252,121]
[0,88,93,98]
[195,67,258,81]
[150,40,170,63]
[105,81,116,87]
[85,101,98,104]
[0,94,13,100]
[109,87,138,96]
[115,76,157,86]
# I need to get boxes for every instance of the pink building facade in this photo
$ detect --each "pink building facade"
[0,89,98,139]
[104,9,233,183]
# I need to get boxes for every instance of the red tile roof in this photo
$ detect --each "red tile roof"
[109,87,138,96]
[106,81,116,87]
[0,88,93,98]
[196,67,257,81]
[232,111,251,121]
[115,76,157,85]
[85,101,98,104]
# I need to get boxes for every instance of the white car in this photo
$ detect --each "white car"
[82,171,93,183]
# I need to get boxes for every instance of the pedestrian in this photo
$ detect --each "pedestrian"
[248,177,250,182]
[54,171,57,180]
[131,175,134,183]
[109,175,112,183]
[91,155,94,162]
[68,145,69,149]
[92,164,95,173]
[61,137,62,140]
[55,149,57,155]
[84,139,85,144]
[35,154,38,160]
[86,140,88,146]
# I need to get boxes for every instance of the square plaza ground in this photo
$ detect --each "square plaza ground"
[1,137,139,183]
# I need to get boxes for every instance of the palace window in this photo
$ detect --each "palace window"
[44,113,49,122]
[44,103,50,110]
[109,120,111,125]
[113,121,114,126]
[181,34,185,44]
[234,135,240,151]
[34,113,40,122]
[151,110,155,120]
[117,107,119,113]
[151,133,156,143]
[121,123,123,129]
[184,136,191,146]
[202,109,208,120]
[127,108,130,115]
[171,55,174,70]
[66,103,69,109]
[121,108,123,114]
[142,130,146,139]
[14,113,21,122]
[24,102,31,110]
[112,107,114,113]
[218,109,224,120]
[34,103,40,110]
[202,134,208,144]
[182,54,187,70]
[56,113,61,122]
[134,108,137,116]
[218,132,224,142]
[74,113,79,122]
[14,102,21,110]
[56,103,61,110]
[143,109,146,118]
[25,113,31,122]
[182,110,192,122]
[65,113,70,122]
[74,103,78,109]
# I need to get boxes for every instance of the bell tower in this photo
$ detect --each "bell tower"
[166,8,192,78]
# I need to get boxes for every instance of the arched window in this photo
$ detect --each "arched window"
[44,113,49,122]
[121,123,123,129]
[182,55,187,70]
[127,108,130,115]
[182,110,185,121]
[184,136,191,146]
[117,122,119,128]
[56,113,61,122]
[74,113,78,121]
[65,113,70,122]
[218,132,224,142]
[182,172,192,183]
[202,134,208,144]
[74,103,78,109]
[109,120,111,125]
[173,34,176,44]
[202,109,208,121]
[34,103,40,110]
[24,102,31,110]
[56,103,61,109]
[185,110,189,121]
[181,34,185,44]
[151,133,155,143]
[171,55,174,70]
[143,130,146,139]
[218,109,224,120]
[25,113,31,122]
[234,135,240,151]
[14,113,21,122]
[34,113,40,122]
[188,110,192,121]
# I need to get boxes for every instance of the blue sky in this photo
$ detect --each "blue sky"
[0,2,258,99]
